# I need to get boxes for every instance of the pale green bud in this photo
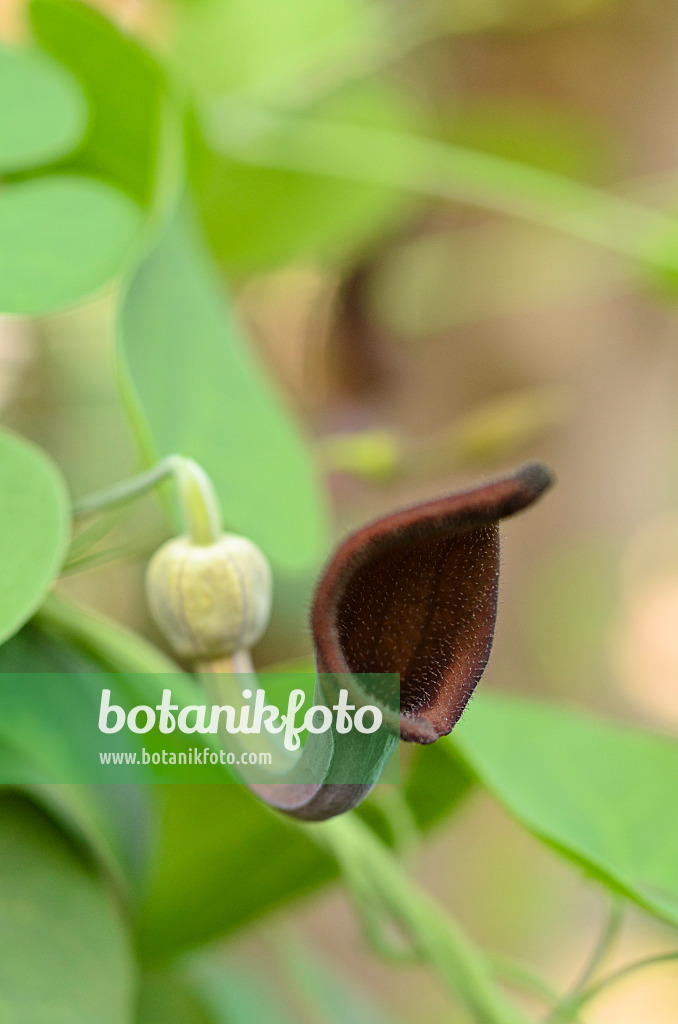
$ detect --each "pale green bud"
[145,533,272,660]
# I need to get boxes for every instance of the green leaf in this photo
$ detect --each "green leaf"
[117,205,329,574]
[135,737,470,960]
[0,431,69,643]
[0,174,142,314]
[136,969,213,1024]
[171,0,380,100]
[0,43,87,174]
[187,957,297,1024]
[135,785,336,960]
[137,958,294,1024]
[454,695,678,926]
[29,0,165,203]
[404,740,473,832]
[0,622,156,889]
[189,85,416,272]
[0,792,136,1023]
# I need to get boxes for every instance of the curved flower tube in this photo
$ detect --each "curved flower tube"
[250,462,553,821]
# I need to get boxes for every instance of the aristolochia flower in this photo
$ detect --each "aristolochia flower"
[253,462,552,821]
[312,462,553,744]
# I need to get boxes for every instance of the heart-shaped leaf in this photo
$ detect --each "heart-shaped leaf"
[0,431,69,643]
[171,0,379,99]
[133,745,469,958]
[455,695,678,926]
[30,0,165,204]
[0,174,142,314]
[0,792,136,1023]
[0,43,87,174]
[117,205,329,575]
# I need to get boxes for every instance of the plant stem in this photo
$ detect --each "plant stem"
[72,458,176,517]
[37,591,179,674]
[173,458,223,545]
[206,102,676,272]
[563,951,678,1019]
[367,785,421,859]
[72,455,222,545]
[573,899,625,992]
[545,899,624,1023]
[306,813,530,1024]
[489,955,568,1016]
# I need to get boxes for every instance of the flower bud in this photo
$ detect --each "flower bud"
[145,533,272,660]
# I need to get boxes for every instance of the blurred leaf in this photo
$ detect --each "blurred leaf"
[136,969,214,1024]
[117,204,329,575]
[171,0,380,100]
[135,784,336,960]
[454,695,678,926]
[0,174,142,314]
[138,955,297,1024]
[142,950,393,1024]
[404,740,474,832]
[38,590,179,675]
[30,0,165,203]
[187,957,296,1024]
[0,431,69,643]
[189,85,417,272]
[0,792,136,1023]
[0,43,87,174]
[0,622,156,889]
[135,734,471,960]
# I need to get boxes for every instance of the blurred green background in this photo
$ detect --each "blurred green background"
[3,0,678,1020]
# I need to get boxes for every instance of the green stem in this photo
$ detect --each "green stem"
[367,785,421,859]
[306,813,530,1024]
[61,538,159,577]
[72,455,222,545]
[489,955,568,1016]
[575,899,625,991]
[205,101,675,271]
[37,591,179,674]
[72,458,175,517]
[564,951,678,1019]
[546,900,624,1024]
[546,899,623,1023]
[333,831,423,964]
[37,592,205,732]
[64,509,124,571]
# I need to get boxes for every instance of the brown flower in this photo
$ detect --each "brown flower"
[252,462,552,820]
[312,462,552,743]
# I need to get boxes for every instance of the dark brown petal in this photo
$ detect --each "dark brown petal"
[312,462,553,744]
